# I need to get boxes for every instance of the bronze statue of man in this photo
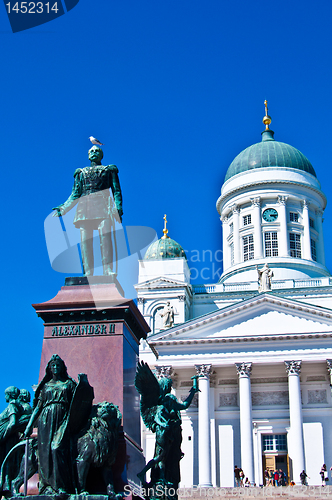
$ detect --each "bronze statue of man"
[53,146,123,277]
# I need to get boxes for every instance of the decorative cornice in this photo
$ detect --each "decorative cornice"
[236,362,252,377]
[154,365,173,379]
[195,364,212,379]
[217,180,326,215]
[285,360,302,375]
[150,331,332,347]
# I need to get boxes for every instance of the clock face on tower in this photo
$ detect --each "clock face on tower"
[263,208,278,222]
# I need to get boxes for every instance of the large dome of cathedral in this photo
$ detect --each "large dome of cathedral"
[224,129,316,182]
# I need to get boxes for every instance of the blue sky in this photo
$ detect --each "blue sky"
[1,0,332,409]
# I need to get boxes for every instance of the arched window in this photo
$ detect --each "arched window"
[153,306,164,334]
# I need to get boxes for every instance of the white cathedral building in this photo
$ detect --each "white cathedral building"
[135,105,332,487]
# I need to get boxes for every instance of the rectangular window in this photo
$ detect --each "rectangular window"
[230,242,234,266]
[229,222,233,234]
[243,234,254,261]
[243,214,251,226]
[309,218,314,228]
[311,238,317,261]
[264,232,278,257]
[290,233,301,258]
[290,212,299,222]
[262,434,287,452]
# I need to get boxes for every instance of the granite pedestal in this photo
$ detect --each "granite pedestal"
[31,277,150,495]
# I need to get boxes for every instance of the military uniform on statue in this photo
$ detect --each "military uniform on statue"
[53,145,123,278]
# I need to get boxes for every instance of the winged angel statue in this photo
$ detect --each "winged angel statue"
[135,361,199,498]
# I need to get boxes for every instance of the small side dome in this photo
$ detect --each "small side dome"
[144,214,187,260]
[144,237,187,260]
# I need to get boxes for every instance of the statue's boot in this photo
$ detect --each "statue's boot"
[80,226,94,276]
[99,220,115,278]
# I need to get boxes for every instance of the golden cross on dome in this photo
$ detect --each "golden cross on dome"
[162,214,169,239]
[263,99,272,130]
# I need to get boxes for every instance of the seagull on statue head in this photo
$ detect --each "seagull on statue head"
[89,136,104,146]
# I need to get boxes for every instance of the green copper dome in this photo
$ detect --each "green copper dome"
[224,129,316,181]
[144,237,187,260]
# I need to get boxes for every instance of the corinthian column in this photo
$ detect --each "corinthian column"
[316,209,325,265]
[277,196,289,256]
[195,364,212,487]
[326,360,332,393]
[222,215,230,270]
[154,365,173,379]
[236,362,254,484]
[285,361,305,484]
[232,205,240,264]
[251,197,263,259]
[302,200,311,260]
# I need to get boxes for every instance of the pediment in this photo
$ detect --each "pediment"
[135,276,190,289]
[149,293,332,343]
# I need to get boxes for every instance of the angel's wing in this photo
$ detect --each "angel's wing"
[135,361,160,430]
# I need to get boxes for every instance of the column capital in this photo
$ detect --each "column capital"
[250,197,261,207]
[277,195,288,206]
[236,362,252,378]
[154,365,173,379]
[316,209,324,217]
[302,199,309,209]
[221,215,228,224]
[137,297,145,304]
[327,359,332,375]
[195,364,212,379]
[285,360,302,375]
[231,204,240,215]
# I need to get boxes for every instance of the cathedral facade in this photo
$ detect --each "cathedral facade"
[135,106,332,487]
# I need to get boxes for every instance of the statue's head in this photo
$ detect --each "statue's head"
[19,389,31,403]
[88,145,103,163]
[45,354,68,380]
[5,386,19,402]
[96,401,121,423]
[158,376,173,396]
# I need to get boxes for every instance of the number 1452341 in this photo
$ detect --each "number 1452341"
[6,2,59,13]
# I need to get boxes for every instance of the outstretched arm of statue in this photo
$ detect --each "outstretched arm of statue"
[52,169,82,217]
[168,385,199,412]
[23,401,42,438]
[181,386,199,409]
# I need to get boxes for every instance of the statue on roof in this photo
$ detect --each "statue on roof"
[135,361,199,500]
[53,145,123,278]
[256,263,273,292]
[160,302,174,328]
